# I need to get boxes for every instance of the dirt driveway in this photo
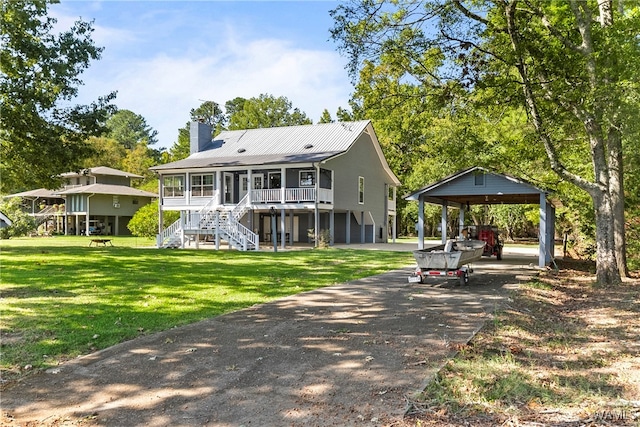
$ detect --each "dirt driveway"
[2,248,541,426]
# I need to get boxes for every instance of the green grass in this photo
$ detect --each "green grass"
[0,236,414,378]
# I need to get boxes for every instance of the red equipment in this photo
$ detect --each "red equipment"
[473,225,503,260]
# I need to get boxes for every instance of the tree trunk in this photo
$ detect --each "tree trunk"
[504,0,621,286]
[608,129,629,277]
[592,188,621,285]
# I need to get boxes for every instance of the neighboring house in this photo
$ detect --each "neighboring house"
[151,120,401,250]
[4,167,157,236]
[0,211,12,229]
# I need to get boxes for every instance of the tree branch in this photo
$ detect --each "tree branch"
[504,0,598,195]
[451,0,489,25]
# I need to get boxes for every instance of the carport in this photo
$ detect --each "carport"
[405,167,555,268]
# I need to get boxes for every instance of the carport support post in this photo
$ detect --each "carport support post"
[417,197,424,250]
[539,194,547,268]
[441,201,448,244]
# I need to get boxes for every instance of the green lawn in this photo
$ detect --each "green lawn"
[0,236,414,378]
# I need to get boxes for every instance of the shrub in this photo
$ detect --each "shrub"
[0,197,36,239]
[127,200,179,238]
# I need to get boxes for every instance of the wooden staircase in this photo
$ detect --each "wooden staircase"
[158,195,259,251]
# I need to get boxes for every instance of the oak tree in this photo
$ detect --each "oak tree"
[0,0,116,192]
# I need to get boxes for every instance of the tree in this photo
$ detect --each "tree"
[227,94,312,130]
[0,197,36,239]
[331,0,640,285]
[191,100,226,133]
[106,109,158,149]
[319,109,334,123]
[81,136,126,170]
[169,100,227,162]
[0,0,116,192]
[121,142,158,183]
[224,97,248,120]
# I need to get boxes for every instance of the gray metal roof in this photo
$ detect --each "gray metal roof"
[55,184,157,198]
[3,188,62,199]
[404,166,547,205]
[61,166,144,179]
[152,121,372,171]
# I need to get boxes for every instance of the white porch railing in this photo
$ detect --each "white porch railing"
[157,217,183,248]
[249,187,333,204]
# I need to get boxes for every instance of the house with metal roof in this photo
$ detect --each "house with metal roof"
[151,120,401,250]
[4,167,157,236]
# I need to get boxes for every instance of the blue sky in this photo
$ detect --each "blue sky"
[52,1,354,149]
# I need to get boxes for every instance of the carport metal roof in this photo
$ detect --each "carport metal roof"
[404,167,555,267]
[404,166,547,206]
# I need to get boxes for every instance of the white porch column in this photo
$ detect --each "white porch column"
[392,187,397,243]
[185,172,191,207]
[289,210,294,245]
[280,207,286,249]
[539,194,547,268]
[217,171,224,205]
[247,169,253,203]
[281,166,286,203]
[418,197,424,250]
[441,201,449,244]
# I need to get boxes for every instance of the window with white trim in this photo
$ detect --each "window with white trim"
[299,170,316,187]
[358,176,365,204]
[253,175,264,189]
[163,175,185,198]
[191,174,214,197]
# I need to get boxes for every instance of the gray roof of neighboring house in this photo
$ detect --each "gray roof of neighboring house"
[55,184,157,198]
[61,166,143,179]
[152,121,373,171]
[3,188,62,199]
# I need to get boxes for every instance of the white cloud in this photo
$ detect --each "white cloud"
[78,34,353,149]
[50,3,354,150]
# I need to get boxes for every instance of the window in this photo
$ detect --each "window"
[191,174,214,197]
[474,172,485,186]
[299,170,315,187]
[268,172,281,189]
[163,175,185,197]
[253,175,264,190]
[358,176,365,204]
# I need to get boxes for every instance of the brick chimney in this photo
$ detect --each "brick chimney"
[190,121,212,154]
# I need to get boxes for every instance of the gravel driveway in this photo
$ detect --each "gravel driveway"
[2,247,541,426]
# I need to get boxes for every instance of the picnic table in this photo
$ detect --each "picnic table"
[89,239,113,247]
